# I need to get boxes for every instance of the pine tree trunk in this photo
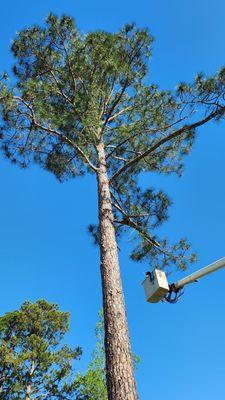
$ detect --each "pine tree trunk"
[97,142,139,400]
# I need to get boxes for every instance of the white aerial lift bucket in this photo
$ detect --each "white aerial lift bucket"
[142,269,169,303]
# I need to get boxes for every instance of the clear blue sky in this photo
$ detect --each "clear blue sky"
[1,1,225,399]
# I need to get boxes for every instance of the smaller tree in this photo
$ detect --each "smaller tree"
[0,300,82,400]
[75,310,107,400]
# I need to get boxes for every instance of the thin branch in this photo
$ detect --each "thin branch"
[110,106,225,182]
[106,131,140,159]
[105,116,189,160]
[111,191,160,248]
[49,71,73,105]
[49,70,83,121]
[103,77,129,127]
[53,23,77,95]
[107,105,132,123]
[12,96,99,173]
[111,155,128,162]
[34,122,98,172]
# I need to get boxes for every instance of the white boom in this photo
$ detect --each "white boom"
[173,257,225,289]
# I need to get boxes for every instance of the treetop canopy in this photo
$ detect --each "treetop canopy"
[1,13,225,270]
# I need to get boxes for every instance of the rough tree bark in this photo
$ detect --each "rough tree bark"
[97,141,138,400]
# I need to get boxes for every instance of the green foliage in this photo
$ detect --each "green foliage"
[74,310,140,400]
[75,369,107,400]
[1,14,225,271]
[0,300,82,399]
[74,310,107,400]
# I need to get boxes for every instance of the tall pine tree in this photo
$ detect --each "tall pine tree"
[1,14,225,399]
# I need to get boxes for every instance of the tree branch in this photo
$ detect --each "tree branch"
[110,106,225,182]
[103,78,129,127]
[105,116,189,160]
[107,105,132,123]
[49,71,74,105]
[111,191,160,248]
[34,123,98,173]
[12,96,99,173]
